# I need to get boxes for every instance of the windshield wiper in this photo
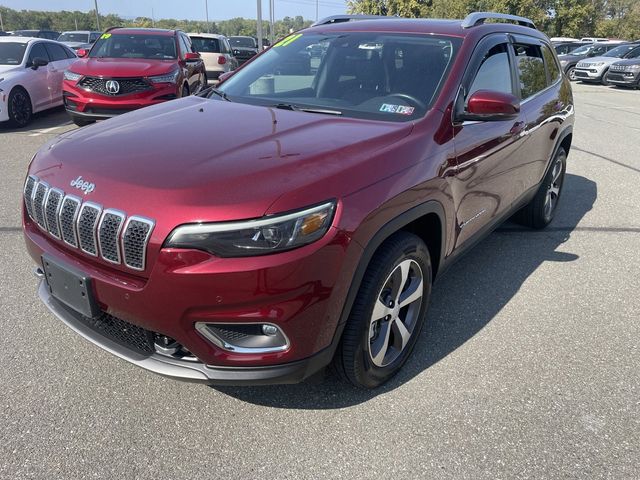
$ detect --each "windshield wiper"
[272,103,342,116]
[205,87,231,101]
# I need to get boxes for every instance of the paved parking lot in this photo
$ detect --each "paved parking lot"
[1,83,639,479]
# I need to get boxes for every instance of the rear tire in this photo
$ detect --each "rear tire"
[334,232,432,389]
[514,147,567,229]
[8,87,33,128]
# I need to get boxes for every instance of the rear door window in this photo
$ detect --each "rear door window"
[513,43,547,99]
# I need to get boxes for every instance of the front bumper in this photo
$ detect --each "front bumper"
[63,80,178,119]
[605,71,640,86]
[573,66,606,81]
[38,277,335,384]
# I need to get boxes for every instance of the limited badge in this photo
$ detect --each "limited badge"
[380,104,415,115]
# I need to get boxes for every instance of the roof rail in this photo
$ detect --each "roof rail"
[311,14,389,27]
[461,12,536,30]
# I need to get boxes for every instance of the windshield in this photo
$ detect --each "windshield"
[58,32,89,43]
[217,32,460,122]
[603,44,637,58]
[0,42,27,65]
[230,37,256,48]
[89,34,177,59]
[570,45,592,55]
[190,37,221,53]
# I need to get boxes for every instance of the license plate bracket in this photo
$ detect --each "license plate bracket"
[41,255,99,318]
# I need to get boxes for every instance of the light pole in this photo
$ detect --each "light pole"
[257,0,263,50]
[205,0,210,33]
[93,0,101,31]
[316,0,319,22]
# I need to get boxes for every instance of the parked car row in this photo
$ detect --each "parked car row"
[558,41,640,88]
[1,28,253,128]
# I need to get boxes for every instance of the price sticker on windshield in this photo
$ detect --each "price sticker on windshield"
[274,33,303,47]
[100,33,112,39]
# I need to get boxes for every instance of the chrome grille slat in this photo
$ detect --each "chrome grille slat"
[23,175,37,219]
[122,217,155,271]
[44,188,64,239]
[23,177,154,272]
[32,181,49,230]
[59,195,82,247]
[98,209,125,264]
[77,202,102,256]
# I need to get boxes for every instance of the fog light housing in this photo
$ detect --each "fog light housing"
[196,323,289,353]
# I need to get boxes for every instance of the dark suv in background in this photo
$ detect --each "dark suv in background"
[24,13,573,389]
[607,55,640,87]
[228,35,259,64]
[62,27,206,126]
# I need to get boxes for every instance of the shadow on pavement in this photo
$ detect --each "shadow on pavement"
[213,173,597,409]
[0,106,70,133]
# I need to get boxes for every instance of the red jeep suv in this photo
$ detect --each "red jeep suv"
[23,13,574,388]
[62,28,206,126]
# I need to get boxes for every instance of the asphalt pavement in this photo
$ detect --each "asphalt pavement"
[0,83,638,479]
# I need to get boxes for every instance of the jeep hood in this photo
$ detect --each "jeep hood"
[30,97,414,226]
[580,56,620,65]
[69,57,177,77]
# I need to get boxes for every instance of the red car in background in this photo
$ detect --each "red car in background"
[62,27,206,126]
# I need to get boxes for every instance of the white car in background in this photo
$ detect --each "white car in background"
[57,30,102,51]
[187,33,238,82]
[0,37,77,127]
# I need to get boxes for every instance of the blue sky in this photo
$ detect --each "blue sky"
[0,0,349,21]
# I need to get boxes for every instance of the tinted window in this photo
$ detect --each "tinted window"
[90,34,177,59]
[468,43,513,96]
[514,43,547,99]
[58,32,90,43]
[0,42,28,65]
[219,32,460,122]
[179,34,193,55]
[44,42,69,62]
[89,32,101,43]
[27,42,50,64]
[230,37,256,48]
[603,44,638,58]
[542,44,560,83]
[627,47,640,59]
[191,37,221,53]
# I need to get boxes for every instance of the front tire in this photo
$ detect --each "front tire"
[181,84,189,98]
[601,70,610,86]
[566,66,576,81]
[334,232,432,389]
[8,87,33,128]
[514,147,567,229]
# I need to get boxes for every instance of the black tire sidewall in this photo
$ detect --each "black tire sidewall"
[340,233,432,388]
[9,88,32,127]
[535,147,567,227]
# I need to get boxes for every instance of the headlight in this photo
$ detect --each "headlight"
[627,65,640,71]
[164,201,336,257]
[63,70,82,81]
[559,60,567,66]
[148,69,180,84]
[591,62,605,67]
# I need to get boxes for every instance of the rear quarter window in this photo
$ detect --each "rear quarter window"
[514,43,547,99]
[542,44,561,83]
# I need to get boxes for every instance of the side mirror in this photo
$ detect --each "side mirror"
[233,49,241,56]
[76,48,88,58]
[184,52,200,62]
[460,90,520,121]
[30,57,49,69]
[218,71,234,84]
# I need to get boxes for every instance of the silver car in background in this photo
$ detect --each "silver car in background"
[57,31,102,51]
[187,33,238,82]
[574,43,640,85]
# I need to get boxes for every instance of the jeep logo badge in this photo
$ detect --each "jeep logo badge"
[70,176,95,195]
[105,80,120,94]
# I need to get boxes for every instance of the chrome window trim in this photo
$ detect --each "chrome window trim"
[59,194,82,248]
[77,201,103,257]
[43,187,64,239]
[32,181,50,231]
[121,215,155,271]
[97,209,126,264]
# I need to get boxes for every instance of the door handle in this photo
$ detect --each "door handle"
[510,121,526,136]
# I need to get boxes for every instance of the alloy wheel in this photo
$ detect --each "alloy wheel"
[10,90,31,127]
[368,259,424,367]
[544,150,565,218]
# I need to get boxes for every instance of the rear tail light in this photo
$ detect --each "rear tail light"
[218,55,226,65]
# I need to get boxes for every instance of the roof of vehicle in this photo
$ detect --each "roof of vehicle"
[304,17,543,39]
[107,27,176,36]
[0,36,42,43]
[229,35,255,38]
[187,33,227,39]
[60,30,101,34]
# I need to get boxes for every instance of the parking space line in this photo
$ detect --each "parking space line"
[28,125,71,137]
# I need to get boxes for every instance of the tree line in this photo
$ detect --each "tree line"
[0,6,311,39]
[347,0,640,39]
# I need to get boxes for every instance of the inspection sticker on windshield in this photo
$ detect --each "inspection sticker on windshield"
[380,104,415,115]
